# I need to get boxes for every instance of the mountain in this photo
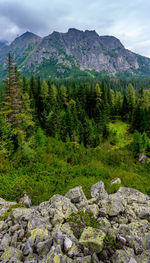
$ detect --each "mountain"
[1,28,150,79]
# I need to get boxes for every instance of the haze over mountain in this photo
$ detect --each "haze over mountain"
[1,28,150,79]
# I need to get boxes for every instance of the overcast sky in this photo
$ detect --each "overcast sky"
[0,0,150,57]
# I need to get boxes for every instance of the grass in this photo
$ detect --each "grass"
[0,121,150,205]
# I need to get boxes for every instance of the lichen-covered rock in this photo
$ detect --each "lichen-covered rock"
[27,214,52,234]
[98,195,126,217]
[88,204,99,218]
[138,250,150,263]
[1,246,22,262]
[11,208,33,224]
[0,198,16,216]
[49,195,78,225]
[91,181,108,200]
[0,221,8,232]
[38,201,51,217]
[112,248,136,263]
[29,228,49,245]
[115,187,150,204]
[73,256,92,263]
[65,186,87,204]
[79,227,106,253]
[44,245,73,263]
[132,203,150,221]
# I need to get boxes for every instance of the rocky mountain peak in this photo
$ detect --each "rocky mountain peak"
[1,28,150,78]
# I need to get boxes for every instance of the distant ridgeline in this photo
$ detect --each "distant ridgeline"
[1,29,150,79]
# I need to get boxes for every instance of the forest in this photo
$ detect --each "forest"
[0,55,150,204]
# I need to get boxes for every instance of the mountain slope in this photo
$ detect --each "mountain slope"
[1,28,150,79]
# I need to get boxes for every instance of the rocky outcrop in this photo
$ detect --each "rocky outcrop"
[1,29,150,78]
[0,181,150,262]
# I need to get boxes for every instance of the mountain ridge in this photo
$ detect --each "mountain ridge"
[0,28,150,79]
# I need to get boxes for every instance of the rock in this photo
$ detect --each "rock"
[29,228,49,246]
[115,187,149,204]
[139,152,148,164]
[128,258,138,263]
[143,233,150,250]
[11,208,33,224]
[132,203,150,221]
[49,194,78,225]
[112,248,135,263]
[1,246,22,262]
[44,245,72,263]
[64,237,73,252]
[1,233,11,248]
[91,181,108,200]
[36,238,52,256]
[73,256,92,262]
[138,250,150,263]
[38,201,51,217]
[88,204,99,218]
[65,186,87,204]
[0,198,16,216]
[79,227,106,253]
[19,229,25,240]
[19,193,32,208]
[111,177,121,185]
[27,214,52,233]
[10,223,20,233]
[98,195,126,217]
[0,221,8,232]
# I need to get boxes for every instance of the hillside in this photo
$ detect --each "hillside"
[1,29,150,79]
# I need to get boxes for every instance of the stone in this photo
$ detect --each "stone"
[88,204,99,218]
[133,203,150,221]
[10,223,20,233]
[65,186,87,204]
[143,233,150,250]
[98,195,126,217]
[29,228,49,246]
[1,233,11,248]
[19,193,32,208]
[73,256,92,263]
[91,181,108,200]
[79,227,106,253]
[112,248,135,263]
[64,237,73,252]
[128,258,138,263]
[49,194,78,225]
[111,177,121,185]
[115,187,149,204]
[36,238,52,256]
[11,208,33,224]
[1,246,22,262]
[27,214,52,234]
[44,245,72,263]
[19,229,25,240]
[0,221,8,232]
[138,250,150,263]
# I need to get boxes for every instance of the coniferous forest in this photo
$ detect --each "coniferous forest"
[0,55,150,204]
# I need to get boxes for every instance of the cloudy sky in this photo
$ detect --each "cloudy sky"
[0,0,150,57]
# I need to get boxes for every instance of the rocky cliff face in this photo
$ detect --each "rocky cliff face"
[0,181,150,262]
[0,29,150,79]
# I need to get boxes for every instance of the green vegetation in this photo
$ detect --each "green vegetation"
[67,210,100,238]
[0,55,150,205]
